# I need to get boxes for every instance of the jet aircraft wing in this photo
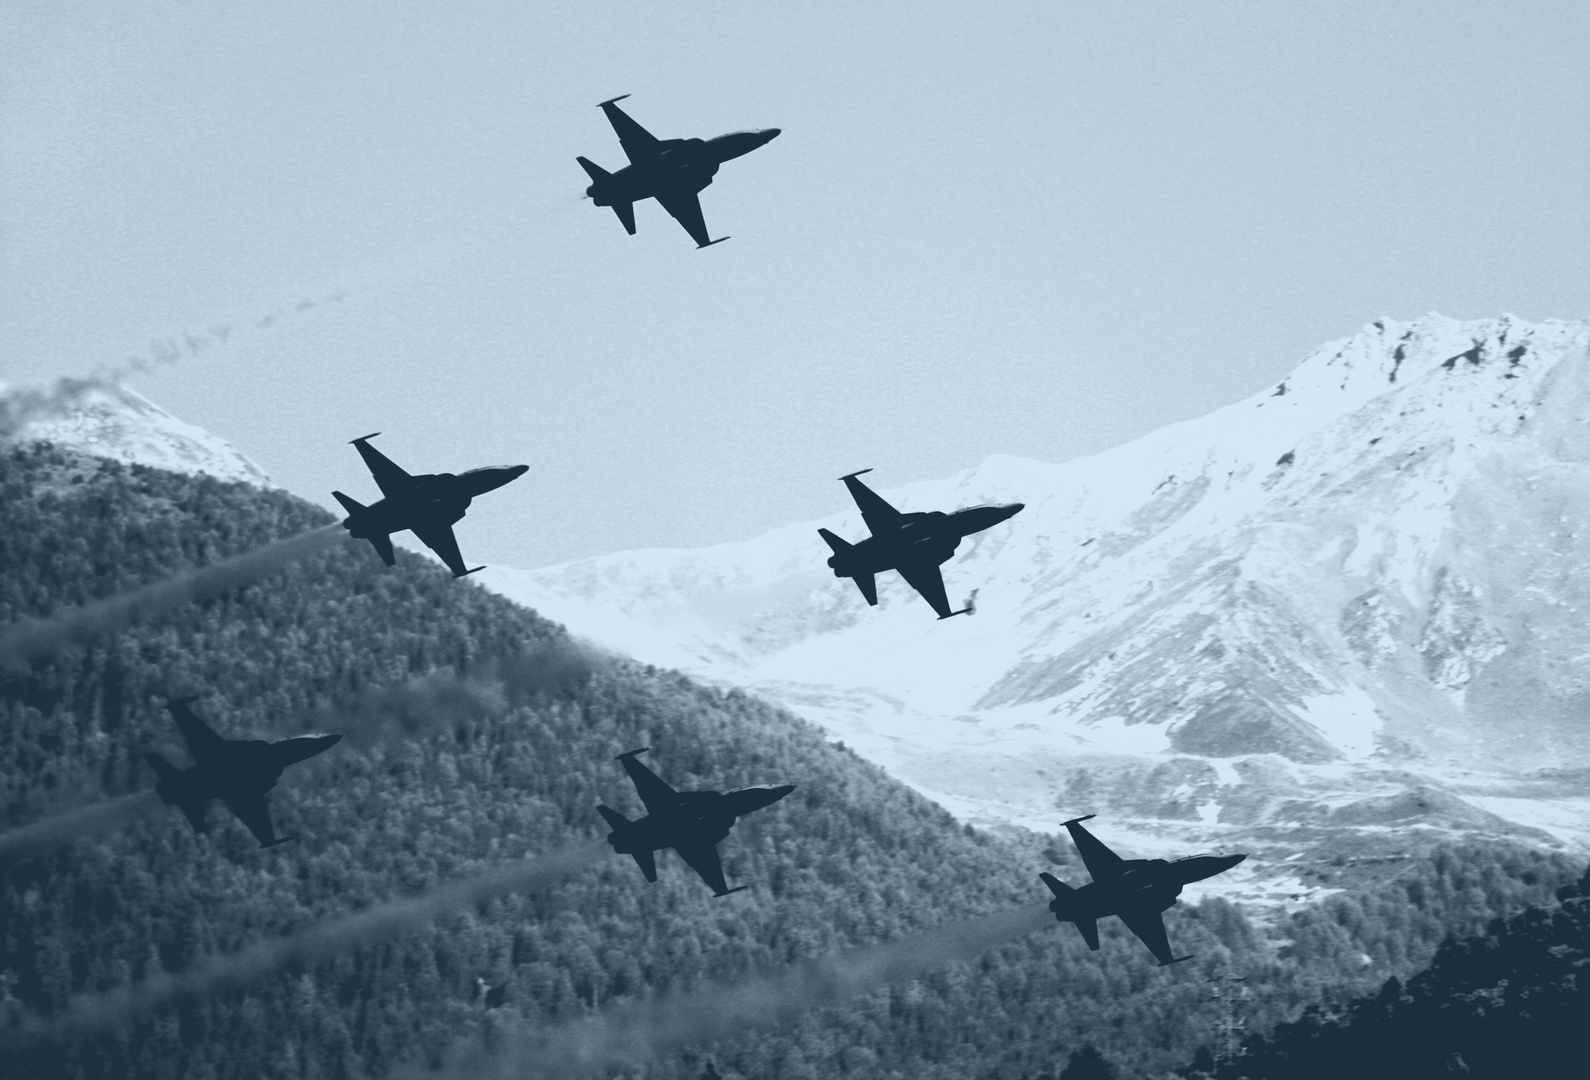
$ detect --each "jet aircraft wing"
[598,96,662,162]
[653,187,719,249]
[1117,905,1189,966]
[221,790,282,848]
[1063,816,1127,880]
[618,751,681,814]
[353,436,413,498]
[841,471,904,534]
[674,839,739,897]
[168,698,226,764]
[410,521,474,578]
[896,560,956,619]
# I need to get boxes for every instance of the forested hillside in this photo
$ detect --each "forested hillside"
[0,443,1579,1080]
[1181,863,1590,1080]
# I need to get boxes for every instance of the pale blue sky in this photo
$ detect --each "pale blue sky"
[4,1,1587,568]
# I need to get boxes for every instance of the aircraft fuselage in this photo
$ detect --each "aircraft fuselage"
[341,466,528,541]
[603,785,794,855]
[825,503,1024,579]
[583,130,780,208]
[1046,854,1248,923]
[150,734,342,807]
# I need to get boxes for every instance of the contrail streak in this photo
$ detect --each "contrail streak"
[0,524,347,672]
[427,902,1055,1079]
[8,841,607,1044]
[0,791,162,866]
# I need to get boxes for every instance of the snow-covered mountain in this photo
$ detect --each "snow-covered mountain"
[0,378,270,486]
[482,314,1590,899]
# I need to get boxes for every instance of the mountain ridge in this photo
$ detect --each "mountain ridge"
[480,313,1590,894]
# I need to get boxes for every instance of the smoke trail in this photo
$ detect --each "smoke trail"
[306,638,606,749]
[428,902,1055,1080]
[0,524,347,672]
[8,841,607,1044]
[0,791,162,866]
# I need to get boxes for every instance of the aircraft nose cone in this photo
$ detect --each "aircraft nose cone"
[1002,502,1025,519]
[770,784,796,801]
[509,464,530,479]
[762,127,782,142]
[323,733,344,747]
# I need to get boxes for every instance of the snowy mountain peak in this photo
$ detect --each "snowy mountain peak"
[0,378,270,486]
[482,314,1590,889]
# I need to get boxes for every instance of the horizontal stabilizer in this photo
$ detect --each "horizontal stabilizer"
[631,849,657,882]
[715,886,749,898]
[697,236,730,249]
[331,490,365,516]
[576,155,611,182]
[596,804,630,831]
[852,573,878,606]
[816,527,851,554]
[612,201,636,235]
[1074,918,1100,951]
[144,751,181,784]
[367,533,395,567]
[1038,871,1073,898]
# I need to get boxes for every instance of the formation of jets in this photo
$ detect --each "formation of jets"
[578,95,781,248]
[118,96,1247,974]
[144,698,341,848]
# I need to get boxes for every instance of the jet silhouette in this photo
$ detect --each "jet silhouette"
[144,697,341,848]
[577,94,780,248]
[819,469,1024,619]
[597,747,794,897]
[1040,815,1247,966]
[332,434,528,578]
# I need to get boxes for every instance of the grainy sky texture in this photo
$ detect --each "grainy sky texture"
[3,1,1587,568]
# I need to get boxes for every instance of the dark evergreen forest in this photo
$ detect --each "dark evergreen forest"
[1179,863,1590,1080]
[0,444,1579,1080]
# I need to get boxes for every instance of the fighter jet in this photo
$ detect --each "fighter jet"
[819,469,1024,620]
[144,697,342,848]
[577,95,780,248]
[332,433,528,578]
[1039,815,1247,966]
[597,747,794,897]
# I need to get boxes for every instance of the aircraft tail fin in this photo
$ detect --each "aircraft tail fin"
[1074,918,1101,951]
[611,201,636,235]
[852,573,879,606]
[576,155,610,182]
[331,490,365,516]
[596,804,631,832]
